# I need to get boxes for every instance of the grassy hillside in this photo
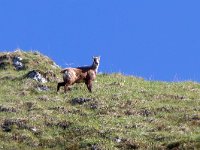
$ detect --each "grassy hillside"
[0,50,200,149]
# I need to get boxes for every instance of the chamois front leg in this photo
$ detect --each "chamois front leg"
[57,82,66,92]
[85,79,93,93]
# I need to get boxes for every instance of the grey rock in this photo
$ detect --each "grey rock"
[13,56,24,70]
[27,70,47,83]
[71,98,93,105]
[37,85,50,91]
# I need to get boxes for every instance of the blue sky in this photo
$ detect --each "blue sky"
[0,1,200,81]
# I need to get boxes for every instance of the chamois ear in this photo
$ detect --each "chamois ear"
[96,56,100,61]
[93,56,100,59]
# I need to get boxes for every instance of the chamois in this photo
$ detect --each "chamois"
[57,56,100,93]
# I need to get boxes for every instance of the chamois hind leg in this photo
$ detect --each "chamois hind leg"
[85,79,93,93]
[64,83,71,93]
[57,82,65,92]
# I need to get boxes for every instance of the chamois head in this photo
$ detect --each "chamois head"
[92,56,100,65]
[92,56,100,73]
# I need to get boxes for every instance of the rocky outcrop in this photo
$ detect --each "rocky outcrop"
[27,70,47,83]
[0,54,25,70]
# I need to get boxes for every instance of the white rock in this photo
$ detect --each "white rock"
[27,70,47,83]
[13,56,24,70]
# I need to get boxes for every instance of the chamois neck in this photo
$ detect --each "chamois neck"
[91,62,99,73]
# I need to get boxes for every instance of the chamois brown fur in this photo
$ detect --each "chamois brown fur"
[57,56,100,93]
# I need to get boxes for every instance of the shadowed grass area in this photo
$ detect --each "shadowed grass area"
[0,50,200,149]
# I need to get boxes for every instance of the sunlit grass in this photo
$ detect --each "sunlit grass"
[0,51,200,149]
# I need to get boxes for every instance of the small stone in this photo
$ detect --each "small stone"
[31,127,37,132]
[37,85,49,91]
[71,98,93,105]
[115,137,122,143]
[90,103,98,109]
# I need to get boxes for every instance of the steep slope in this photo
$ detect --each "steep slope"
[0,50,200,149]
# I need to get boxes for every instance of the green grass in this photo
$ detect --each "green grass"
[0,50,200,149]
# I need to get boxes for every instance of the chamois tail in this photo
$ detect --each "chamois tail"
[60,68,68,73]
